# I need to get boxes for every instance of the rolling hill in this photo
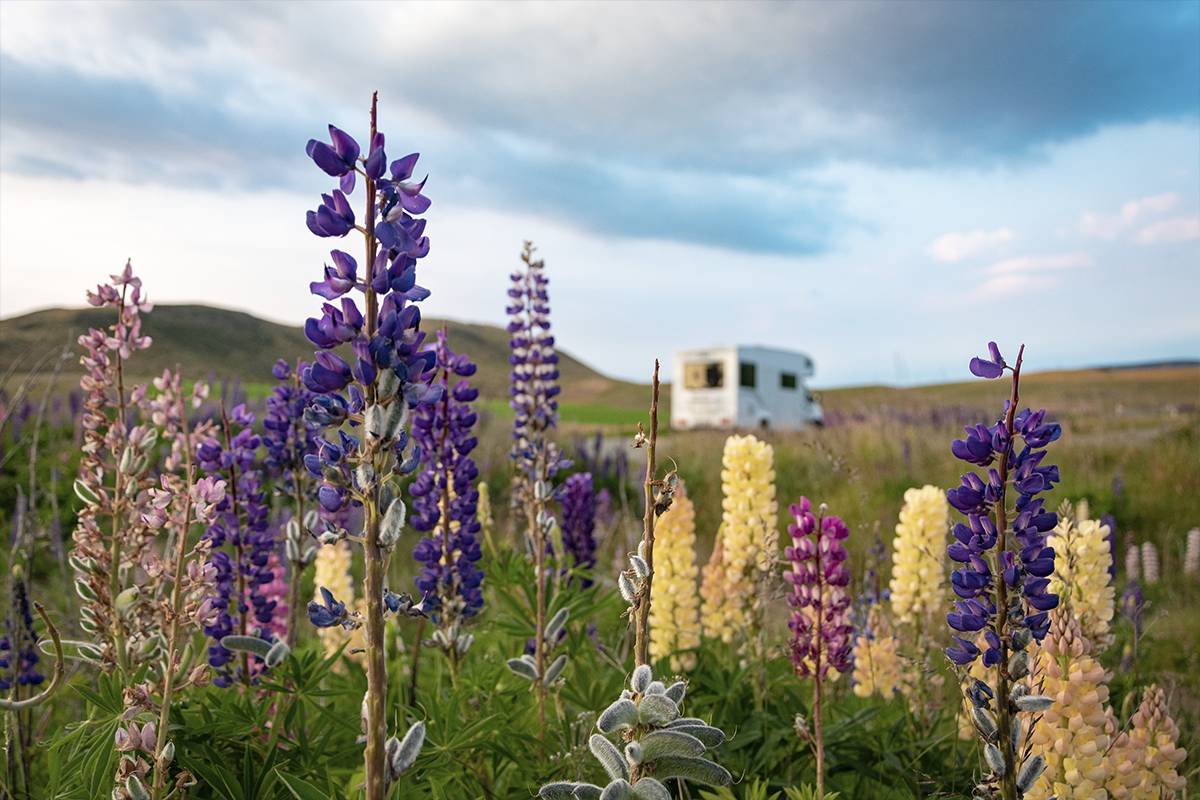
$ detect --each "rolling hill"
[0,304,650,412]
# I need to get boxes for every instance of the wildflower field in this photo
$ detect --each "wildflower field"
[0,98,1197,800]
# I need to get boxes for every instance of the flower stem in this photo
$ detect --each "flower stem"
[109,284,130,673]
[359,90,391,800]
[285,365,309,649]
[151,394,196,800]
[530,444,548,733]
[991,345,1024,800]
[633,360,660,668]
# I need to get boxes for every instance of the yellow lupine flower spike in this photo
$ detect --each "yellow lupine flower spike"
[712,435,777,639]
[1048,501,1115,648]
[1025,609,1112,800]
[700,527,732,641]
[649,483,702,671]
[851,606,911,699]
[889,485,948,625]
[1111,684,1188,799]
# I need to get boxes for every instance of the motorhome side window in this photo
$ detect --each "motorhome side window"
[739,361,756,388]
[780,371,797,389]
[684,361,724,389]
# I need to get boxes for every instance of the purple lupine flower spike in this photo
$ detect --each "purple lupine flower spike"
[410,330,485,625]
[944,343,1060,670]
[785,498,854,678]
[199,404,283,686]
[560,472,598,583]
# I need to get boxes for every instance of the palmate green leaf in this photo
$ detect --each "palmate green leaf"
[276,769,333,800]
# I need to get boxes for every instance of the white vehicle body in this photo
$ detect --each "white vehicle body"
[670,345,823,431]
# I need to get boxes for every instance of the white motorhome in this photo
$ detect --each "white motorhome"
[671,345,823,431]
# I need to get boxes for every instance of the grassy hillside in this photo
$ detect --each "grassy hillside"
[0,304,648,412]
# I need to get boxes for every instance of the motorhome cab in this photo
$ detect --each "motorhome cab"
[671,345,823,431]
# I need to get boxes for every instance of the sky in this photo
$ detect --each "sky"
[1,1,1198,388]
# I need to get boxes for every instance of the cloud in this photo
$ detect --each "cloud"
[929,227,1014,263]
[1,1,1198,256]
[971,252,1091,298]
[1079,192,1179,239]
[1135,216,1200,245]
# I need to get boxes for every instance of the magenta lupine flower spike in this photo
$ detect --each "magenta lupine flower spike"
[785,497,854,678]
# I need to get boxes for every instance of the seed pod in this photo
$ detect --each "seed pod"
[543,654,568,685]
[126,776,150,800]
[391,720,425,776]
[159,741,175,765]
[597,698,638,733]
[624,741,644,765]
[137,429,158,452]
[630,555,650,579]
[265,640,291,668]
[618,573,637,603]
[637,694,680,726]
[74,579,97,603]
[1015,754,1046,792]
[972,707,998,741]
[665,681,687,704]
[600,780,634,800]
[1008,650,1029,679]
[456,633,474,654]
[984,743,1006,777]
[115,587,139,612]
[639,729,706,760]
[590,734,629,782]
[355,462,376,491]
[545,608,569,642]
[664,722,726,748]
[73,479,100,506]
[506,658,538,682]
[220,635,274,658]
[379,497,406,549]
[630,778,671,800]
[650,756,732,787]
[1014,694,1053,713]
[630,664,653,694]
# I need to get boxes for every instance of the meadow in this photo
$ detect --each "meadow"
[0,98,1196,800]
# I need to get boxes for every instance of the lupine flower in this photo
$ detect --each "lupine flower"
[889,484,948,626]
[648,483,701,671]
[70,262,160,668]
[851,606,910,699]
[507,241,566,514]
[1101,513,1119,581]
[1109,684,1188,799]
[312,540,366,665]
[1047,502,1115,649]
[476,481,496,553]
[560,472,598,581]
[943,342,1061,794]
[199,404,281,686]
[699,529,730,641]
[1124,542,1141,581]
[785,498,853,679]
[700,435,777,641]
[1185,527,1200,576]
[410,331,485,633]
[1139,541,1159,584]
[955,636,991,741]
[1024,610,1113,800]
[944,342,1060,667]
[0,580,43,690]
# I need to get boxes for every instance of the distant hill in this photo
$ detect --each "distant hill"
[0,304,649,411]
